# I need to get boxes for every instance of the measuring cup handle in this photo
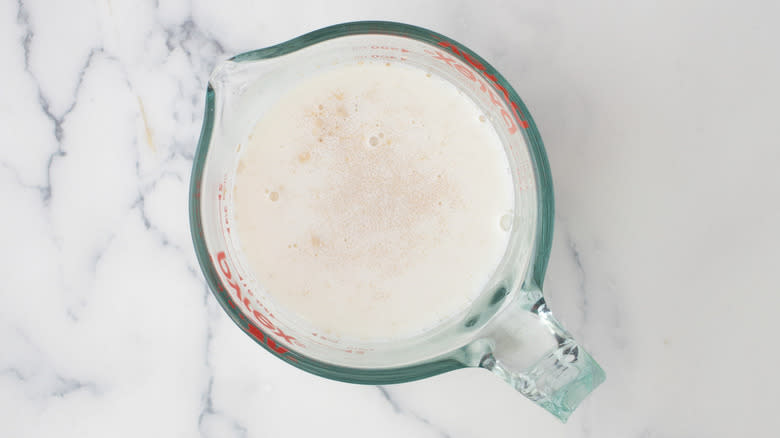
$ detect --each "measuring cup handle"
[477,291,605,422]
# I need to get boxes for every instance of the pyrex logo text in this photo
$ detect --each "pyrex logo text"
[215,251,300,359]
[425,41,530,134]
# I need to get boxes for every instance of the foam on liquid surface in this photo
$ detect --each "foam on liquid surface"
[235,63,514,340]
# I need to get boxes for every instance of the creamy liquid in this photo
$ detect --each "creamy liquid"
[235,63,514,340]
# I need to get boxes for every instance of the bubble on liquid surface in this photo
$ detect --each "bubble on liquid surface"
[500,213,513,231]
[368,135,379,147]
[269,191,279,202]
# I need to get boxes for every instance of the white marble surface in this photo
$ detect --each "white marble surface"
[2,0,779,436]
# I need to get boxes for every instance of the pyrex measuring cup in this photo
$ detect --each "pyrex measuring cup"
[189,21,605,422]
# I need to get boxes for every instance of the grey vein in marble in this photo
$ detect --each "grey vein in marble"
[378,386,452,438]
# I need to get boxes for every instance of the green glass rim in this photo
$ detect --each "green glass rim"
[188,20,554,384]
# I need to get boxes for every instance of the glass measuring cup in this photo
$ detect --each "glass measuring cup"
[189,21,604,422]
